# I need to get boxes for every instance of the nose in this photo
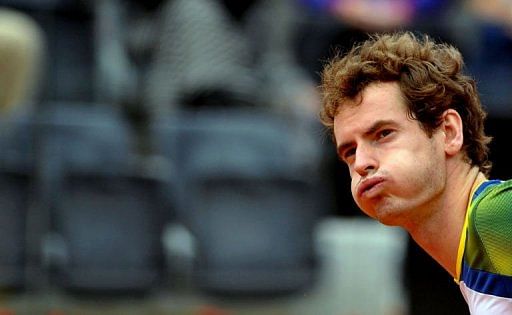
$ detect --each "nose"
[353,144,378,176]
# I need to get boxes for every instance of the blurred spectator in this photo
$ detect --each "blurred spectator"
[0,7,44,117]
[141,0,320,119]
[310,0,416,32]
[143,0,256,115]
[295,0,458,82]
[462,0,512,116]
[244,0,321,117]
[468,0,512,32]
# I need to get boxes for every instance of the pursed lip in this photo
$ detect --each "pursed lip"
[356,176,386,198]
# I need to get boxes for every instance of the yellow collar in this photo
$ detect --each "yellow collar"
[454,176,486,281]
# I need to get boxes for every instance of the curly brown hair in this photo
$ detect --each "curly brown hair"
[320,31,492,176]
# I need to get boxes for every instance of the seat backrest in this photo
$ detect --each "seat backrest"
[38,104,132,176]
[153,108,324,295]
[38,104,166,292]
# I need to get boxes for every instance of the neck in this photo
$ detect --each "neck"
[406,165,486,277]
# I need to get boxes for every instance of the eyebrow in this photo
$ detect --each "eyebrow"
[336,119,396,158]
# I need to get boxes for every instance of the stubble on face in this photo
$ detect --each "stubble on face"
[334,82,447,228]
[363,137,446,228]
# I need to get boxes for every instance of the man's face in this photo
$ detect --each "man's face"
[333,82,446,226]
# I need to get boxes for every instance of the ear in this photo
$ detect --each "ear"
[441,109,464,156]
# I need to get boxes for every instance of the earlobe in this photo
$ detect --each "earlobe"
[442,109,464,156]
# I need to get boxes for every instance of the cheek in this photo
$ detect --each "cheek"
[387,148,443,193]
[386,147,423,172]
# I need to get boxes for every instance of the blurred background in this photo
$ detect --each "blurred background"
[0,0,510,314]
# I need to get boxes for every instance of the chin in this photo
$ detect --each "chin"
[364,204,402,226]
[358,197,403,225]
[374,208,409,227]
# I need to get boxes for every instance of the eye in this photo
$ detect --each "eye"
[342,147,356,162]
[377,129,394,139]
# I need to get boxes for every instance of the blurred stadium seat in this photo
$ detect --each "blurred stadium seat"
[152,108,325,295]
[36,104,167,293]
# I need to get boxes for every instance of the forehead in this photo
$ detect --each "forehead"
[333,82,408,140]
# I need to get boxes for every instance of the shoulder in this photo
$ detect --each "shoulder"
[459,180,512,312]
[468,179,512,276]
